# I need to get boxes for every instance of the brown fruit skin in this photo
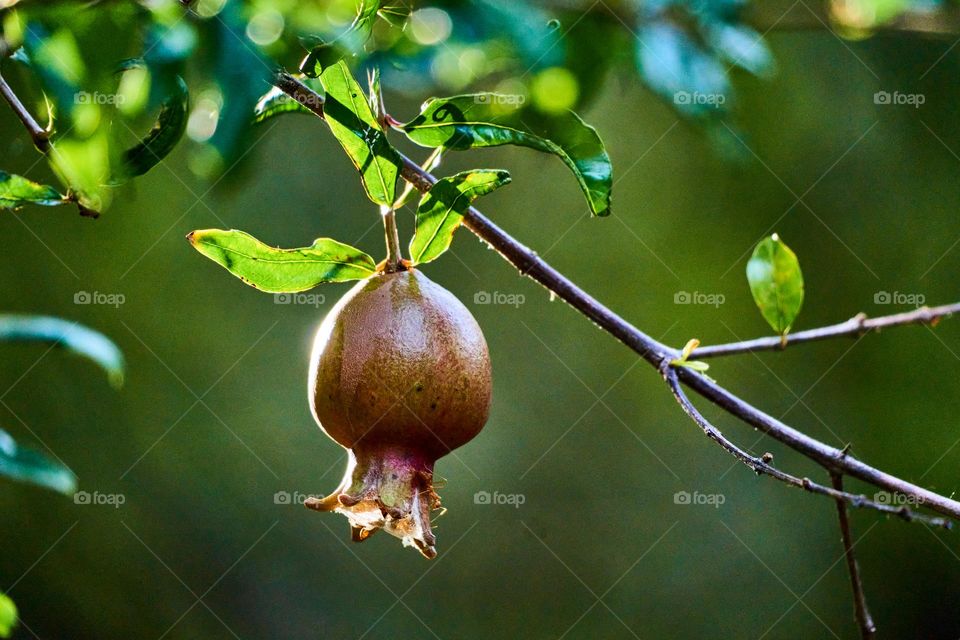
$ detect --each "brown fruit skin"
[309,268,491,460]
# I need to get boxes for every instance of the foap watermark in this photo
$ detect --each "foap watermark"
[273,490,320,505]
[474,291,525,308]
[474,490,525,508]
[274,292,326,307]
[74,490,126,508]
[74,91,125,105]
[74,291,125,308]
[873,90,925,108]
[475,93,525,106]
[674,490,725,508]
[873,491,925,507]
[674,291,725,308]
[287,91,324,110]
[874,291,925,306]
[674,90,726,108]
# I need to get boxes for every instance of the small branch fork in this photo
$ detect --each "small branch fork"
[661,366,950,529]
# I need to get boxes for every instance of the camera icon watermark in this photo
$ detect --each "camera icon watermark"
[475,93,525,106]
[74,91,125,105]
[74,291,125,308]
[873,491,924,506]
[273,293,325,308]
[473,490,526,508]
[873,90,925,108]
[873,291,925,306]
[473,291,525,308]
[273,490,320,505]
[673,91,726,108]
[673,291,725,308]
[74,490,126,508]
[673,490,725,508]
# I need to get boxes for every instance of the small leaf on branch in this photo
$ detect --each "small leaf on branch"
[0,315,125,387]
[318,61,399,207]
[410,170,511,264]
[0,428,76,495]
[746,233,804,336]
[0,171,66,210]
[669,338,711,377]
[679,338,700,362]
[400,95,612,216]
[188,229,377,292]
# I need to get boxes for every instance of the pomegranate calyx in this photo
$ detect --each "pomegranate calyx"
[305,446,440,559]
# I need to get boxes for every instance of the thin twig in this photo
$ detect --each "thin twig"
[831,473,878,639]
[381,205,402,272]
[271,71,960,522]
[692,304,960,359]
[676,366,960,519]
[0,68,49,152]
[663,367,950,528]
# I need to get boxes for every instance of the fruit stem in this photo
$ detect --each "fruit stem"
[381,205,403,273]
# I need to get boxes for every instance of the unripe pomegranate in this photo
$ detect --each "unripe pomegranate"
[305,267,492,558]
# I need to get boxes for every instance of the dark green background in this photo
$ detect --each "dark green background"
[1,28,959,639]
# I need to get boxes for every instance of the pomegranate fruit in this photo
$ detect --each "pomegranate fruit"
[305,267,492,558]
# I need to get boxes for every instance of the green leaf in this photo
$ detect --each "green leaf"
[0,593,17,638]
[253,87,307,122]
[319,61,399,207]
[188,229,377,292]
[678,360,710,373]
[0,428,76,495]
[401,95,612,216]
[0,315,125,387]
[112,75,188,183]
[0,171,66,210]
[410,170,511,264]
[746,234,804,336]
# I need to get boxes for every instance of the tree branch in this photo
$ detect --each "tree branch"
[831,472,878,640]
[271,71,960,523]
[0,67,49,152]
[692,303,960,359]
